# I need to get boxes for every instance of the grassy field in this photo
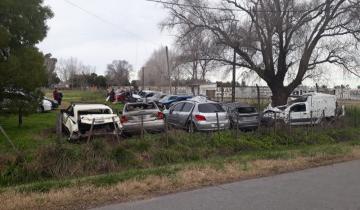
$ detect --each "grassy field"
[0,89,360,209]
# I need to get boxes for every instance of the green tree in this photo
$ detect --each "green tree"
[0,0,53,126]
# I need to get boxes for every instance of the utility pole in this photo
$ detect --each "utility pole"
[232,48,236,102]
[166,46,172,94]
[142,67,145,91]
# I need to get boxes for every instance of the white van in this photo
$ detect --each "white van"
[263,93,343,125]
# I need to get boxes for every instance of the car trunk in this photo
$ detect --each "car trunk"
[125,110,160,123]
[200,112,228,122]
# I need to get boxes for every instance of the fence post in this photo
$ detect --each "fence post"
[87,118,95,144]
[165,115,169,147]
[141,114,144,140]
[236,113,239,139]
[112,116,120,143]
[274,112,277,135]
[288,111,292,134]
[0,125,19,154]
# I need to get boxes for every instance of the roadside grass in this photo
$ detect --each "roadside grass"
[1,143,360,210]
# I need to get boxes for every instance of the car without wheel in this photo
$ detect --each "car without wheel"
[61,103,122,140]
[165,97,230,132]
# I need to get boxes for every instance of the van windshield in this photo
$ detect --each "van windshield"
[288,96,308,105]
[198,103,225,113]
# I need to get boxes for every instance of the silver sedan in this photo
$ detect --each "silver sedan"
[121,102,165,134]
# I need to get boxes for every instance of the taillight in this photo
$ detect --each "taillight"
[120,116,128,124]
[157,112,164,120]
[195,115,206,121]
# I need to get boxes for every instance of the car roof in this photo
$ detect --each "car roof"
[72,104,111,110]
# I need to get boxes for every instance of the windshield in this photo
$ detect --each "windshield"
[161,95,176,101]
[198,103,225,113]
[78,109,111,115]
[125,103,157,112]
[237,107,256,114]
[288,96,308,105]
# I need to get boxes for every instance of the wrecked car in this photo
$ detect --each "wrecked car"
[61,103,122,140]
[262,92,344,126]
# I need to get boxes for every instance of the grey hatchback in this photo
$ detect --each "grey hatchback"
[165,99,230,132]
[222,102,259,131]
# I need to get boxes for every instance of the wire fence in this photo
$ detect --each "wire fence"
[53,104,359,143]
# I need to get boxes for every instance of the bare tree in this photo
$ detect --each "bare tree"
[56,57,96,88]
[106,60,132,86]
[140,47,182,87]
[160,0,360,106]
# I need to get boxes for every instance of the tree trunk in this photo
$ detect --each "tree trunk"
[18,107,23,127]
[269,86,291,107]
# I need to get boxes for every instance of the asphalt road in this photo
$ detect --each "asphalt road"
[93,160,360,210]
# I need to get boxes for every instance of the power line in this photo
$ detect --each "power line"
[146,0,310,13]
[62,0,159,47]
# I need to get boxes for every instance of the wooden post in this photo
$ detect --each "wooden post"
[87,118,95,144]
[142,67,145,91]
[232,48,236,102]
[0,125,19,154]
[112,117,120,143]
[166,46,172,94]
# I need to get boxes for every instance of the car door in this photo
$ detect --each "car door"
[167,102,184,126]
[178,102,194,128]
[289,103,309,125]
[62,106,76,132]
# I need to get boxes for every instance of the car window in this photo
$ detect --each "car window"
[173,103,184,112]
[169,96,177,100]
[66,106,74,116]
[237,107,256,114]
[146,93,154,97]
[198,103,225,113]
[181,103,193,112]
[290,104,306,112]
[78,109,111,116]
[125,103,157,112]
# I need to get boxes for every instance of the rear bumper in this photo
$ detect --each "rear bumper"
[233,121,259,129]
[123,120,165,133]
[195,120,230,131]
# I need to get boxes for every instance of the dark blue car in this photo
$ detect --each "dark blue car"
[159,95,193,109]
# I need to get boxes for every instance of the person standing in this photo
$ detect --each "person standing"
[109,88,115,103]
[53,88,60,103]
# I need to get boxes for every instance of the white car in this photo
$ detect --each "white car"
[38,99,52,113]
[61,103,122,140]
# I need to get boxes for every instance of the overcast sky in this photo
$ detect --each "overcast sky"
[38,0,359,87]
[38,0,173,79]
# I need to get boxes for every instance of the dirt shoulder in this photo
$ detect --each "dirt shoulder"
[1,144,360,210]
